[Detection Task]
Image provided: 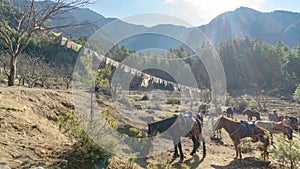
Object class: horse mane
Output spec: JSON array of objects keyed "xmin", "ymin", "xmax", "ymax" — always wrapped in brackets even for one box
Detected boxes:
[{"xmin": 221, "ymin": 115, "xmax": 240, "ymax": 124}]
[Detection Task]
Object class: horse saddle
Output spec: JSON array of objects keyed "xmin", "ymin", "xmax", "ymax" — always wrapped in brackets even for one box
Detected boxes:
[
  {"xmin": 273, "ymin": 121, "xmax": 283, "ymax": 127},
  {"xmin": 240, "ymin": 120, "xmax": 259, "ymax": 137},
  {"xmin": 178, "ymin": 112, "xmax": 194, "ymax": 132}
]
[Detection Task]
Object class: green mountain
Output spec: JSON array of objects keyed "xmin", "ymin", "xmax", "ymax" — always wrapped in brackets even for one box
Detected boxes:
[
  {"xmin": 54, "ymin": 6, "xmax": 300, "ymax": 48},
  {"xmin": 200, "ymin": 7, "xmax": 300, "ymax": 46}
]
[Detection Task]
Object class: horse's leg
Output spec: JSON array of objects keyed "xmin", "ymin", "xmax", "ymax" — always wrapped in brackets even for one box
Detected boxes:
[
  {"xmin": 173, "ymin": 144, "xmax": 179, "ymax": 158},
  {"xmin": 270, "ymin": 133, "xmax": 274, "ymax": 145},
  {"xmin": 173, "ymin": 139, "xmax": 179, "ymax": 158},
  {"xmin": 238, "ymin": 144, "xmax": 242, "ymax": 159},
  {"xmin": 190, "ymin": 136, "xmax": 197, "ymax": 156},
  {"xmin": 178, "ymin": 141, "xmax": 184, "ymax": 161},
  {"xmin": 234, "ymin": 144, "xmax": 238, "ymax": 158},
  {"xmin": 202, "ymin": 140, "xmax": 206, "ymax": 157}
]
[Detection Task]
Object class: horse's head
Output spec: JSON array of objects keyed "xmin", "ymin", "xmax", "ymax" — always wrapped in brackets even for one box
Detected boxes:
[
  {"xmin": 283, "ymin": 125, "xmax": 293, "ymax": 140},
  {"xmin": 242, "ymin": 109, "xmax": 247, "ymax": 116}
]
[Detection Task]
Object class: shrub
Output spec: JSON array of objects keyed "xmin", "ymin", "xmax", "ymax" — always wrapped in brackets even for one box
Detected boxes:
[
  {"xmin": 235, "ymin": 96, "xmax": 248, "ymax": 113},
  {"xmin": 273, "ymin": 138, "xmax": 300, "ymax": 169},
  {"xmin": 58, "ymin": 110, "xmax": 112, "ymax": 167},
  {"xmin": 293, "ymin": 84, "xmax": 300, "ymax": 103},
  {"xmin": 249, "ymin": 100, "xmax": 259, "ymax": 110},
  {"xmin": 166, "ymin": 97, "xmax": 180, "ymax": 105},
  {"xmin": 117, "ymin": 125, "xmax": 144, "ymax": 137}
]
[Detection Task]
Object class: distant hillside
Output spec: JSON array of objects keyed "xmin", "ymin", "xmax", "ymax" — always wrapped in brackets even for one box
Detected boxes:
[
  {"xmin": 7, "ymin": 1, "xmax": 300, "ymax": 47},
  {"xmin": 56, "ymin": 6, "xmax": 300, "ymax": 47},
  {"xmin": 200, "ymin": 7, "xmax": 300, "ymax": 46}
]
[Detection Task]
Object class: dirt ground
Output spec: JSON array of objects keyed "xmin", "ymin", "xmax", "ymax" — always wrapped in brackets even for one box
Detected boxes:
[{"xmin": 0, "ymin": 86, "xmax": 299, "ymax": 169}]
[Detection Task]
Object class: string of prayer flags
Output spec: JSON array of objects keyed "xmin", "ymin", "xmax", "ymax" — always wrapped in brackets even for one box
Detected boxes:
[
  {"xmin": 55, "ymin": 34, "xmax": 207, "ymax": 95},
  {"xmin": 39, "ymin": 26, "xmax": 46, "ymax": 34},
  {"xmin": 61, "ymin": 37, "xmax": 67, "ymax": 46},
  {"xmin": 72, "ymin": 43, "xmax": 82, "ymax": 52},
  {"xmin": 141, "ymin": 77, "xmax": 149, "ymax": 87},
  {"xmin": 66, "ymin": 40, "xmax": 73, "ymax": 48},
  {"xmin": 52, "ymin": 31, "xmax": 62, "ymax": 37}
]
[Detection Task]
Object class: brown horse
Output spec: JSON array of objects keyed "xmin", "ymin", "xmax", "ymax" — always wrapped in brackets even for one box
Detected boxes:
[
  {"xmin": 243, "ymin": 109, "xmax": 261, "ymax": 121},
  {"xmin": 268, "ymin": 111, "xmax": 284, "ymax": 122},
  {"xmin": 213, "ymin": 116, "xmax": 269, "ymax": 160},
  {"xmin": 255, "ymin": 120, "xmax": 293, "ymax": 145}
]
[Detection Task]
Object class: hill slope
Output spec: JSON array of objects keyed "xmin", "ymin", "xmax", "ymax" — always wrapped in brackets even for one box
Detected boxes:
[
  {"xmin": 200, "ymin": 7, "xmax": 300, "ymax": 46},
  {"xmin": 47, "ymin": 6, "xmax": 300, "ymax": 47}
]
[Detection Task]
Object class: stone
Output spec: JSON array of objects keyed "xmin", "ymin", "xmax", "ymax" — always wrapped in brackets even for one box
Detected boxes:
[{"xmin": 0, "ymin": 162, "xmax": 11, "ymax": 169}]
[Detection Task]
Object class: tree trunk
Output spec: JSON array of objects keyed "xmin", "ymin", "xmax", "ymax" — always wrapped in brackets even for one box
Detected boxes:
[{"xmin": 7, "ymin": 57, "xmax": 16, "ymax": 86}]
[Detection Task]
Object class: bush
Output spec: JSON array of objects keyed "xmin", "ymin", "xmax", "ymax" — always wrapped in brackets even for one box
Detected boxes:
[
  {"xmin": 117, "ymin": 125, "xmax": 144, "ymax": 137},
  {"xmin": 293, "ymin": 84, "xmax": 300, "ymax": 103},
  {"xmin": 166, "ymin": 97, "xmax": 180, "ymax": 105},
  {"xmin": 58, "ymin": 110, "xmax": 112, "ymax": 168},
  {"xmin": 273, "ymin": 139, "xmax": 300, "ymax": 169},
  {"xmin": 235, "ymin": 96, "xmax": 248, "ymax": 113}
]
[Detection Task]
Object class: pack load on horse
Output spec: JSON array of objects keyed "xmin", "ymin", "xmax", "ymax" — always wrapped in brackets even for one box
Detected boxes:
[
  {"xmin": 147, "ymin": 111, "xmax": 206, "ymax": 161},
  {"xmin": 213, "ymin": 116, "xmax": 269, "ymax": 160}
]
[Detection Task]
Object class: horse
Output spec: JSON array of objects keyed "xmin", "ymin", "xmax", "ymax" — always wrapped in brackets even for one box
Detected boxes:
[
  {"xmin": 226, "ymin": 107, "xmax": 234, "ymax": 118},
  {"xmin": 242, "ymin": 109, "xmax": 261, "ymax": 121},
  {"xmin": 289, "ymin": 116, "xmax": 299, "ymax": 131},
  {"xmin": 268, "ymin": 111, "xmax": 284, "ymax": 122},
  {"xmin": 198, "ymin": 104, "xmax": 209, "ymax": 116},
  {"xmin": 147, "ymin": 111, "xmax": 206, "ymax": 161},
  {"xmin": 255, "ymin": 120, "xmax": 293, "ymax": 145},
  {"xmin": 213, "ymin": 116, "xmax": 269, "ymax": 160}
]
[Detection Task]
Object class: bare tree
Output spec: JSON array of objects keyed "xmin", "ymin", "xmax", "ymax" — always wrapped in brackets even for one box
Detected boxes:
[
  {"xmin": 59, "ymin": 64, "xmax": 73, "ymax": 89},
  {"xmin": 17, "ymin": 52, "xmax": 53, "ymax": 87},
  {"xmin": 0, "ymin": 0, "xmax": 92, "ymax": 86}
]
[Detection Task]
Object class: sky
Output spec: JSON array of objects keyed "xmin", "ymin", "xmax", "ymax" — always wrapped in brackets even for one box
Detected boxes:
[{"xmin": 88, "ymin": 0, "xmax": 300, "ymax": 27}]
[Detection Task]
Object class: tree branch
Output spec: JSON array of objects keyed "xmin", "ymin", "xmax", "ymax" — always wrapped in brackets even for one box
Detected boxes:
[{"xmin": 3, "ymin": 63, "xmax": 9, "ymax": 77}]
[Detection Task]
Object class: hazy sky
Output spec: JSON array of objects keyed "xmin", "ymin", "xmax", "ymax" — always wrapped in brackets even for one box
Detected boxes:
[{"xmin": 88, "ymin": 0, "xmax": 300, "ymax": 27}]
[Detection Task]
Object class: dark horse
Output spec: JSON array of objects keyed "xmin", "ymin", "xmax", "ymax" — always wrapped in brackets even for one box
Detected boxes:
[
  {"xmin": 226, "ymin": 107, "xmax": 234, "ymax": 118},
  {"xmin": 213, "ymin": 116, "xmax": 270, "ymax": 160},
  {"xmin": 148, "ymin": 111, "xmax": 206, "ymax": 161},
  {"xmin": 243, "ymin": 109, "xmax": 261, "ymax": 121},
  {"xmin": 289, "ymin": 116, "xmax": 299, "ymax": 131}
]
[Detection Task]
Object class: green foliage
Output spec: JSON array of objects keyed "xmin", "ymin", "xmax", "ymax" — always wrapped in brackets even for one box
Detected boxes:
[
  {"xmin": 58, "ymin": 110, "xmax": 112, "ymax": 166},
  {"xmin": 117, "ymin": 125, "xmax": 144, "ymax": 138},
  {"xmin": 248, "ymin": 100, "xmax": 259, "ymax": 110},
  {"xmin": 293, "ymin": 84, "xmax": 300, "ymax": 103},
  {"xmin": 234, "ymin": 96, "xmax": 249, "ymax": 112},
  {"xmin": 126, "ymin": 156, "xmax": 137, "ymax": 169},
  {"xmin": 101, "ymin": 108, "xmax": 117, "ymax": 129},
  {"xmin": 166, "ymin": 96, "xmax": 181, "ymax": 105},
  {"xmin": 180, "ymin": 163, "xmax": 190, "ymax": 169},
  {"xmin": 156, "ymin": 153, "xmax": 172, "ymax": 169},
  {"xmin": 273, "ymin": 139, "xmax": 300, "ymax": 169}
]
